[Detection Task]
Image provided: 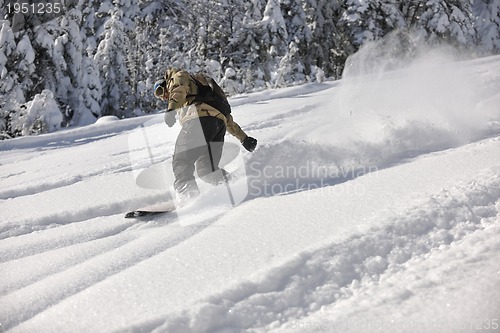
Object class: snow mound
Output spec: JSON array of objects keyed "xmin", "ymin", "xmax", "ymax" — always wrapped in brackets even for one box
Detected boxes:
[{"xmin": 95, "ymin": 115, "xmax": 120, "ymax": 125}]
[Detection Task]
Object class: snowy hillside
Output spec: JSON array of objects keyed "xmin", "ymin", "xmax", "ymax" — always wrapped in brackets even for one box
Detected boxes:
[
  {"xmin": 2, "ymin": 0, "xmax": 499, "ymax": 139},
  {"xmin": 1, "ymin": 50, "xmax": 500, "ymax": 333}
]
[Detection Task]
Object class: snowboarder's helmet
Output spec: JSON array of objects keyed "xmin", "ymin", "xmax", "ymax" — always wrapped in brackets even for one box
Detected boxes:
[{"xmin": 154, "ymin": 79, "xmax": 167, "ymax": 99}]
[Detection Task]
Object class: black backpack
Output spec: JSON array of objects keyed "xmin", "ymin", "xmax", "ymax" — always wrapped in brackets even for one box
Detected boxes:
[{"xmin": 190, "ymin": 73, "xmax": 232, "ymax": 118}]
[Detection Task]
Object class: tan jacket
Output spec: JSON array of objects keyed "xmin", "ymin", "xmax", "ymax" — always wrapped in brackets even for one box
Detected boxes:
[{"xmin": 166, "ymin": 69, "xmax": 247, "ymax": 142}]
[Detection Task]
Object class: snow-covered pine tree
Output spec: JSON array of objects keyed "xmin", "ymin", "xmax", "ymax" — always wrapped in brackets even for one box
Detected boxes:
[
  {"xmin": 0, "ymin": 22, "xmax": 17, "ymax": 100},
  {"xmin": 55, "ymin": 6, "xmax": 87, "ymax": 126},
  {"xmin": 187, "ymin": 0, "xmax": 211, "ymax": 67},
  {"xmin": 185, "ymin": 0, "xmax": 238, "ymax": 79},
  {"xmin": 207, "ymin": 0, "xmax": 249, "ymax": 84},
  {"xmin": 114, "ymin": 0, "xmax": 183, "ymax": 113},
  {"xmin": 302, "ymin": 0, "xmax": 351, "ymax": 78},
  {"xmin": 31, "ymin": 15, "xmax": 71, "ymax": 125},
  {"xmin": 14, "ymin": 34, "xmax": 36, "ymax": 98},
  {"xmin": 10, "ymin": 89, "xmax": 63, "ymax": 136},
  {"xmin": 259, "ymin": 0, "xmax": 288, "ymax": 86},
  {"xmin": 0, "ymin": 21, "xmax": 18, "ymax": 138},
  {"xmin": 81, "ymin": 0, "xmax": 102, "ymax": 52},
  {"xmin": 115, "ymin": 0, "xmax": 155, "ymax": 115},
  {"xmin": 417, "ymin": 0, "xmax": 476, "ymax": 47},
  {"xmin": 474, "ymin": 0, "xmax": 500, "ymax": 53},
  {"xmin": 340, "ymin": 0, "xmax": 406, "ymax": 46},
  {"xmin": 275, "ymin": 41, "xmax": 304, "ymax": 87},
  {"xmin": 1, "ymin": 16, "xmax": 64, "ymax": 137},
  {"xmin": 128, "ymin": 18, "xmax": 157, "ymax": 115},
  {"xmin": 274, "ymin": 0, "xmax": 311, "ymax": 86},
  {"xmin": 94, "ymin": 10, "xmax": 131, "ymax": 118},
  {"xmin": 220, "ymin": 67, "xmax": 240, "ymax": 96},
  {"xmin": 227, "ymin": 0, "xmax": 267, "ymax": 91},
  {"xmin": 79, "ymin": 55, "xmax": 102, "ymax": 123},
  {"xmin": 5, "ymin": 32, "xmax": 40, "ymax": 137}
]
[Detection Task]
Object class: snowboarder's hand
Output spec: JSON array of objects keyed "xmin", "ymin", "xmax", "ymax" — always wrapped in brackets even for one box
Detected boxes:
[
  {"xmin": 242, "ymin": 136, "xmax": 257, "ymax": 152},
  {"xmin": 164, "ymin": 110, "xmax": 176, "ymax": 127}
]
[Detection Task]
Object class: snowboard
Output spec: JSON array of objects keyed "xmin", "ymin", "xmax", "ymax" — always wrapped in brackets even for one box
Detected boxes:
[
  {"xmin": 124, "ymin": 201, "xmax": 176, "ymax": 219},
  {"xmin": 125, "ymin": 210, "xmax": 172, "ymax": 218}
]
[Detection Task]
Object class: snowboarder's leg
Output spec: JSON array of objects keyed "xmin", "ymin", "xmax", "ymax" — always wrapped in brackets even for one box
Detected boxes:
[
  {"xmin": 172, "ymin": 117, "xmax": 228, "ymax": 204},
  {"xmin": 172, "ymin": 122, "xmax": 201, "ymax": 198},
  {"xmin": 196, "ymin": 118, "xmax": 229, "ymax": 185}
]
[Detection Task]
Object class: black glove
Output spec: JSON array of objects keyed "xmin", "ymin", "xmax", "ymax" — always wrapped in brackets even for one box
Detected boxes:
[
  {"xmin": 164, "ymin": 110, "xmax": 176, "ymax": 127},
  {"xmin": 242, "ymin": 136, "xmax": 257, "ymax": 152}
]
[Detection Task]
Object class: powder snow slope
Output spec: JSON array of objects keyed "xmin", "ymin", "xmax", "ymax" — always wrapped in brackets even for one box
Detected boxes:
[{"xmin": 0, "ymin": 52, "xmax": 499, "ymax": 333}]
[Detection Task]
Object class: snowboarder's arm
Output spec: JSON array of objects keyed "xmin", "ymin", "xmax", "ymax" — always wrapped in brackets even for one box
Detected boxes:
[
  {"xmin": 228, "ymin": 115, "xmax": 257, "ymax": 152},
  {"xmin": 226, "ymin": 114, "xmax": 247, "ymax": 142}
]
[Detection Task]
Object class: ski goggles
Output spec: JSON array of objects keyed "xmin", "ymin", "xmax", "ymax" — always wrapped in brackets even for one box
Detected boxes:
[{"xmin": 154, "ymin": 79, "xmax": 168, "ymax": 99}]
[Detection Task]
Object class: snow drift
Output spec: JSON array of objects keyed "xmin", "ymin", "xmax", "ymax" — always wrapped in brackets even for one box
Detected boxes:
[{"xmin": 247, "ymin": 34, "xmax": 500, "ymax": 199}]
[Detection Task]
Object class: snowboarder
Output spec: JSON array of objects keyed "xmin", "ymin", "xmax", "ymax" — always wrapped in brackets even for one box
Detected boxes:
[{"xmin": 154, "ymin": 68, "xmax": 257, "ymax": 204}]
